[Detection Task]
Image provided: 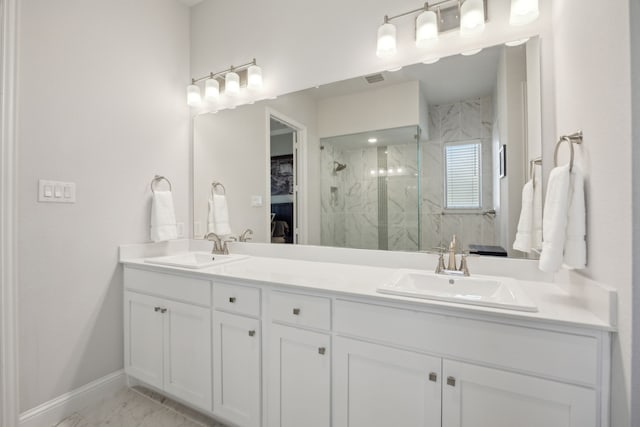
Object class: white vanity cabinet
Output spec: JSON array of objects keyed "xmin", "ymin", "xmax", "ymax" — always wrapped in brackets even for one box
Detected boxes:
[
  {"xmin": 333, "ymin": 337, "xmax": 442, "ymax": 427},
  {"xmin": 212, "ymin": 282, "xmax": 262, "ymax": 427},
  {"xmin": 123, "ymin": 268, "xmax": 213, "ymax": 411},
  {"xmin": 267, "ymin": 291, "xmax": 332, "ymax": 427}
]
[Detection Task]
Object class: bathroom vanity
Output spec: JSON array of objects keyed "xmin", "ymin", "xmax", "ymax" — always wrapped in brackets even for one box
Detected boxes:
[{"xmin": 120, "ymin": 243, "xmax": 614, "ymax": 427}]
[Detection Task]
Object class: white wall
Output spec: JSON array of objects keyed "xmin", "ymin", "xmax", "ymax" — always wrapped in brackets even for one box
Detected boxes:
[
  {"xmin": 551, "ymin": 1, "xmax": 633, "ymax": 426},
  {"xmin": 317, "ymin": 81, "xmax": 423, "ymax": 138},
  {"xmin": 17, "ymin": 0, "xmax": 190, "ymax": 412}
]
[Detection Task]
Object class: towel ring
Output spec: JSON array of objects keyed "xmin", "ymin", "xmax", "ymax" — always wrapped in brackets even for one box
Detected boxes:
[
  {"xmin": 211, "ymin": 181, "xmax": 226, "ymax": 196},
  {"xmin": 553, "ymin": 131, "xmax": 583, "ymax": 171},
  {"xmin": 151, "ymin": 175, "xmax": 172, "ymax": 193}
]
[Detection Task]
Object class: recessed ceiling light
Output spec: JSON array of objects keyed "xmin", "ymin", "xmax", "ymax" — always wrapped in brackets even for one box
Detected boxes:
[
  {"xmin": 461, "ymin": 48, "xmax": 483, "ymax": 56},
  {"xmin": 422, "ymin": 58, "xmax": 440, "ymax": 65},
  {"xmin": 505, "ymin": 38, "xmax": 530, "ymax": 47},
  {"xmin": 368, "ymin": 138, "xmax": 378, "ymax": 143}
]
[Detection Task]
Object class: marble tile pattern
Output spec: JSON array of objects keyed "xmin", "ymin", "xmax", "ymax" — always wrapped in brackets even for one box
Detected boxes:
[
  {"xmin": 320, "ymin": 139, "xmax": 420, "ymax": 251},
  {"xmin": 422, "ymin": 96, "xmax": 497, "ymax": 250},
  {"xmin": 56, "ymin": 387, "xmax": 226, "ymax": 427}
]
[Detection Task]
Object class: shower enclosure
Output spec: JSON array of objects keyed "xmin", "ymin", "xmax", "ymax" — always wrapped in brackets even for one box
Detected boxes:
[{"xmin": 320, "ymin": 125, "xmax": 421, "ymax": 251}]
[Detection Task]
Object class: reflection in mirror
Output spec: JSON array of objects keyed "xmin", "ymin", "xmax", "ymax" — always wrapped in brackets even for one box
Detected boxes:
[{"xmin": 193, "ymin": 37, "xmax": 542, "ymax": 259}]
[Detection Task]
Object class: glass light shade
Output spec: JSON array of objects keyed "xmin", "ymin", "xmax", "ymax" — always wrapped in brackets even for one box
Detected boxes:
[
  {"xmin": 461, "ymin": 48, "xmax": 483, "ymax": 56},
  {"xmin": 204, "ymin": 78, "xmax": 219, "ymax": 100},
  {"xmin": 460, "ymin": 0, "xmax": 485, "ymax": 36},
  {"xmin": 416, "ymin": 10, "xmax": 439, "ymax": 47},
  {"xmin": 505, "ymin": 37, "xmax": 530, "ymax": 47},
  {"xmin": 187, "ymin": 84, "xmax": 201, "ymax": 106},
  {"xmin": 225, "ymin": 71, "xmax": 240, "ymax": 96},
  {"xmin": 376, "ymin": 22, "xmax": 397, "ymax": 59},
  {"xmin": 247, "ymin": 65, "xmax": 263, "ymax": 90},
  {"xmin": 422, "ymin": 57, "xmax": 440, "ymax": 64},
  {"xmin": 510, "ymin": 0, "xmax": 539, "ymax": 26}
]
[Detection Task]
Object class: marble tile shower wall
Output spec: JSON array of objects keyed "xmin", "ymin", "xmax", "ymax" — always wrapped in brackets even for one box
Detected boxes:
[
  {"xmin": 321, "ymin": 142, "xmax": 420, "ymax": 251},
  {"xmin": 421, "ymin": 96, "xmax": 497, "ymax": 251}
]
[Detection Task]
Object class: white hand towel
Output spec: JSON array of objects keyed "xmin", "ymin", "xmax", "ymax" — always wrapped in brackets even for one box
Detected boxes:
[
  {"xmin": 513, "ymin": 179, "xmax": 534, "ymax": 253},
  {"xmin": 532, "ymin": 171, "xmax": 543, "ymax": 251},
  {"xmin": 150, "ymin": 190, "xmax": 178, "ymax": 242},
  {"xmin": 208, "ymin": 194, "xmax": 232, "ymax": 236},
  {"xmin": 563, "ymin": 166, "xmax": 586, "ymax": 269},
  {"xmin": 539, "ymin": 165, "xmax": 571, "ymax": 272}
]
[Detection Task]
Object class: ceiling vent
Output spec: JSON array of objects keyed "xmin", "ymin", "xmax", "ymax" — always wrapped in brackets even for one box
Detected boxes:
[{"xmin": 364, "ymin": 73, "xmax": 385, "ymax": 84}]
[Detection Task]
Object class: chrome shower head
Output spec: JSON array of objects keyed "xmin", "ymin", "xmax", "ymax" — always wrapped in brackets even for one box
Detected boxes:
[{"xmin": 333, "ymin": 161, "xmax": 347, "ymax": 172}]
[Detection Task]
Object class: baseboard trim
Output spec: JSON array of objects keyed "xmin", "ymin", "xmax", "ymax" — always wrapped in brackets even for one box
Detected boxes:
[{"xmin": 18, "ymin": 370, "xmax": 126, "ymax": 427}]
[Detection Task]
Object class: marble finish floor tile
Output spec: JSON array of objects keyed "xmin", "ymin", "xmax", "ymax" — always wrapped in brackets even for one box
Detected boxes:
[{"xmin": 56, "ymin": 387, "xmax": 227, "ymax": 427}]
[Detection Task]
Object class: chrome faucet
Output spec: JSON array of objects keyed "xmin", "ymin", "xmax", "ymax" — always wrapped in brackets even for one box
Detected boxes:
[
  {"xmin": 435, "ymin": 235, "xmax": 470, "ymax": 277},
  {"xmin": 239, "ymin": 228, "xmax": 253, "ymax": 242}
]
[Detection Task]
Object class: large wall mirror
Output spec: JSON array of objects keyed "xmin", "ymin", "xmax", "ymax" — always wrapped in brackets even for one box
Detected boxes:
[{"xmin": 193, "ymin": 37, "xmax": 542, "ymax": 259}]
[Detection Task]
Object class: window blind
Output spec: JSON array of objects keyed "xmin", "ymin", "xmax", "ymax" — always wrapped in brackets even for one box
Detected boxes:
[{"xmin": 444, "ymin": 142, "xmax": 482, "ymax": 209}]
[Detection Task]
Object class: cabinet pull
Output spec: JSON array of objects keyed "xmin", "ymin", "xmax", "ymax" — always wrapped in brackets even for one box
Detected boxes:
[
  {"xmin": 429, "ymin": 372, "xmax": 438, "ymax": 382},
  {"xmin": 292, "ymin": 308, "xmax": 301, "ymax": 315},
  {"xmin": 160, "ymin": 308, "xmax": 167, "ymax": 314},
  {"xmin": 447, "ymin": 376, "xmax": 456, "ymax": 387},
  {"xmin": 248, "ymin": 330, "xmax": 256, "ymax": 337},
  {"xmin": 154, "ymin": 307, "xmax": 161, "ymax": 312},
  {"xmin": 229, "ymin": 297, "xmax": 236, "ymax": 303},
  {"xmin": 318, "ymin": 347, "xmax": 326, "ymax": 355}
]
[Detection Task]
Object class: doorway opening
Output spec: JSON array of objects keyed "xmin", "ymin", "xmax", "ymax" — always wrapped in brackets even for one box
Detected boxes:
[{"xmin": 269, "ymin": 116, "xmax": 299, "ymax": 244}]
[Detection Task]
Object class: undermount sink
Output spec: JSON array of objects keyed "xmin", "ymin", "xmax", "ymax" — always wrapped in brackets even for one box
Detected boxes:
[
  {"xmin": 377, "ymin": 269, "xmax": 538, "ymax": 312},
  {"xmin": 144, "ymin": 252, "xmax": 248, "ymax": 269}
]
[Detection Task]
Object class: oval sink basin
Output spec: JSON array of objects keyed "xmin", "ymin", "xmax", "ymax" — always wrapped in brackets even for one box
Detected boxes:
[
  {"xmin": 377, "ymin": 269, "xmax": 537, "ymax": 312},
  {"xmin": 144, "ymin": 252, "xmax": 248, "ymax": 269}
]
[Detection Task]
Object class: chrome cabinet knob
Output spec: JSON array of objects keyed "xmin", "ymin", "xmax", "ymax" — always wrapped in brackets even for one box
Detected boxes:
[
  {"xmin": 248, "ymin": 330, "xmax": 256, "ymax": 337},
  {"xmin": 154, "ymin": 307, "xmax": 161, "ymax": 312},
  {"xmin": 160, "ymin": 308, "xmax": 167, "ymax": 314},
  {"xmin": 318, "ymin": 347, "xmax": 326, "ymax": 355},
  {"xmin": 293, "ymin": 308, "xmax": 301, "ymax": 315}
]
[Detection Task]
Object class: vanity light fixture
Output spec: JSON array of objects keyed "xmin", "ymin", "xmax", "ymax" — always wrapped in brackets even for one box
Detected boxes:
[
  {"xmin": 460, "ymin": 0, "xmax": 486, "ymax": 36},
  {"xmin": 387, "ymin": 66, "xmax": 403, "ymax": 72},
  {"xmin": 422, "ymin": 57, "xmax": 440, "ymax": 64},
  {"xmin": 187, "ymin": 58, "xmax": 263, "ymax": 106},
  {"xmin": 509, "ymin": 0, "xmax": 539, "ymax": 26},
  {"xmin": 376, "ymin": 1, "xmax": 488, "ymax": 58},
  {"xmin": 368, "ymin": 138, "xmax": 378, "ymax": 143}
]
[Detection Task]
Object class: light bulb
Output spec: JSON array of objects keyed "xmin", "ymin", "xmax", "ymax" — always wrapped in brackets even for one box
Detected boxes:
[
  {"xmin": 376, "ymin": 22, "xmax": 397, "ymax": 59},
  {"xmin": 187, "ymin": 84, "xmax": 201, "ymax": 106},
  {"xmin": 510, "ymin": 0, "xmax": 539, "ymax": 26},
  {"xmin": 247, "ymin": 65, "xmax": 263, "ymax": 90},
  {"xmin": 225, "ymin": 71, "xmax": 240, "ymax": 96},
  {"xmin": 460, "ymin": 0, "xmax": 485, "ymax": 36},
  {"xmin": 204, "ymin": 78, "xmax": 219, "ymax": 100},
  {"xmin": 416, "ymin": 10, "xmax": 439, "ymax": 47}
]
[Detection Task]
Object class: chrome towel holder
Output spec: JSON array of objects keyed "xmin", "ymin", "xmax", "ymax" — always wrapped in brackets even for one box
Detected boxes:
[
  {"xmin": 553, "ymin": 131, "xmax": 583, "ymax": 171},
  {"xmin": 151, "ymin": 175, "xmax": 172, "ymax": 193},
  {"xmin": 211, "ymin": 181, "xmax": 226, "ymax": 196}
]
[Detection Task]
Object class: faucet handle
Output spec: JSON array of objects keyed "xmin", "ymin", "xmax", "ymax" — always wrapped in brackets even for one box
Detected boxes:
[
  {"xmin": 459, "ymin": 252, "xmax": 470, "ymax": 276},
  {"xmin": 435, "ymin": 252, "xmax": 446, "ymax": 274}
]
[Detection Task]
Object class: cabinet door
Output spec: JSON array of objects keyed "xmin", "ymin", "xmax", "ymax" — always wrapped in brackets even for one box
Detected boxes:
[
  {"xmin": 124, "ymin": 291, "xmax": 164, "ymax": 389},
  {"xmin": 213, "ymin": 311, "xmax": 261, "ymax": 427},
  {"xmin": 163, "ymin": 299, "xmax": 212, "ymax": 411},
  {"xmin": 269, "ymin": 324, "xmax": 330, "ymax": 427},
  {"xmin": 333, "ymin": 337, "xmax": 442, "ymax": 427},
  {"xmin": 442, "ymin": 360, "xmax": 596, "ymax": 427}
]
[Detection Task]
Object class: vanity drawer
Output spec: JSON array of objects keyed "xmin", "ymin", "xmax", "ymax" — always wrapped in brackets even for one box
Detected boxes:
[
  {"xmin": 334, "ymin": 299, "xmax": 599, "ymax": 386},
  {"xmin": 213, "ymin": 282, "xmax": 261, "ymax": 317},
  {"xmin": 124, "ymin": 267, "xmax": 211, "ymax": 307},
  {"xmin": 271, "ymin": 291, "xmax": 331, "ymax": 330}
]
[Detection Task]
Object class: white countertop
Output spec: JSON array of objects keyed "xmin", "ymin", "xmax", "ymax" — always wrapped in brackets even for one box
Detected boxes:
[{"xmin": 121, "ymin": 253, "xmax": 616, "ymax": 333}]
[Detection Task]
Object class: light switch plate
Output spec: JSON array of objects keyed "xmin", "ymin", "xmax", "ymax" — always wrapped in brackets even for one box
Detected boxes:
[{"xmin": 38, "ymin": 180, "xmax": 76, "ymax": 203}]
